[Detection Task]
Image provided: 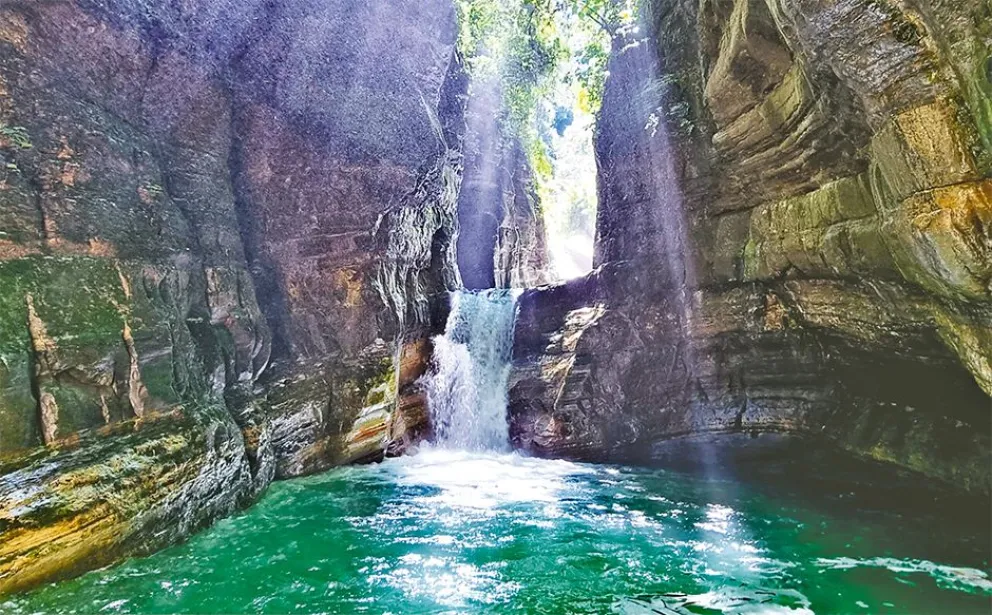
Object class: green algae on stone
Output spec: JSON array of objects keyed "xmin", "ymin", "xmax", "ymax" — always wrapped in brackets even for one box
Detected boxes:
[
  {"xmin": 0, "ymin": 257, "xmax": 131, "ymax": 451},
  {"xmin": 742, "ymin": 175, "xmax": 883, "ymax": 281}
]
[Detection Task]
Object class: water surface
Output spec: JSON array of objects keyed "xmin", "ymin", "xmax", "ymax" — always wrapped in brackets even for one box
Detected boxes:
[{"xmin": 7, "ymin": 447, "xmax": 991, "ymax": 614}]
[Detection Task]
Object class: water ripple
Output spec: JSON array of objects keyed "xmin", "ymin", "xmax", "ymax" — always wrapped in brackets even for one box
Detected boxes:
[{"xmin": 7, "ymin": 449, "xmax": 990, "ymax": 614}]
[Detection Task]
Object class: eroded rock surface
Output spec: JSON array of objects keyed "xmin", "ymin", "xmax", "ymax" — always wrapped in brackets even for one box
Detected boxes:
[
  {"xmin": 0, "ymin": 0, "xmax": 463, "ymax": 593},
  {"xmin": 510, "ymin": 0, "xmax": 991, "ymax": 493},
  {"xmin": 456, "ymin": 78, "xmax": 554, "ymax": 290}
]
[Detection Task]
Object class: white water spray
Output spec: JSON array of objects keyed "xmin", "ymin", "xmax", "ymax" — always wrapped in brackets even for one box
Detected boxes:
[{"xmin": 424, "ymin": 289, "xmax": 522, "ymax": 452}]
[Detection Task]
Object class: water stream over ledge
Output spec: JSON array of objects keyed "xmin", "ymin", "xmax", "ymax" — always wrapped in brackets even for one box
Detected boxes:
[
  {"xmin": 424, "ymin": 289, "xmax": 521, "ymax": 452},
  {"xmin": 7, "ymin": 291, "xmax": 991, "ymax": 614}
]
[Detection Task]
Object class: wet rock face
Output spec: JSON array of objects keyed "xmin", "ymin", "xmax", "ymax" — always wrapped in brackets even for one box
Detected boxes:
[
  {"xmin": 510, "ymin": 0, "xmax": 991, "ymax": 493},
  {"xmin": 0, "ymin": 0, "xmax": 461, "ymax": 594},
  {"xmin": 456, "ymin": 79, "xmax": 554, "ymax": 290}
]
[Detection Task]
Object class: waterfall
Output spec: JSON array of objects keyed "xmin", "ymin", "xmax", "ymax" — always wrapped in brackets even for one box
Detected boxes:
[{"xmin": 424, "ymin": 289, "xmax": 522, "ymax": 451}]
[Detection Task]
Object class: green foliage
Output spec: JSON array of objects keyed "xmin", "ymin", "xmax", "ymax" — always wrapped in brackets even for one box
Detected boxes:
[
  {"xmin": 455, "ymin": 0, "xmax": 639, "ymax": 183},
  {"xmin": 560, "ymin": 0, "xmax": 640, "ymax": 112},
  {"xmin": 571, "ymin": 38, "xmax": 610, "ymax": 113},
  {"xmin": 562, "ymin": 0, "xmax": 638, "ymax": 36},
  {"xmin": 455, "ymin": 0, "xmax": 564, "ymax": 138},
  {"xmin": 456, "ymin": 0, "xmax": 640, "ymax": 117},
  {"xmin": 0, "ymin": 124, "xmax": 32, "ymax": 150}
]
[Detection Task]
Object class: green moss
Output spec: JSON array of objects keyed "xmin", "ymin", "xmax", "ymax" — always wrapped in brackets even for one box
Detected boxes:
[
  {"xmin": 360, "ymin": 357, "xmax": 397, "ymax": 407},
  {"xmin": 139, "ymin": 357, "xmax": 183, "ymax": 407},
  {"xmin": 0, "ymin": 257, "xmax": 126, "ymax": 350},
  {"xmin": 45, "ymin": 381, "xmax": 109, "ymax": 437},
  {"xmin": 0, "ymin": 257, "xmax": 133, "ymax": 450},
  {"xmin": 0, "ymin": 124, "xmax": 33, "ymax": 150},
  {"xmin": 0, "ymin": 355, "xmax": 41, "ymax": 453},
  {"xmin": 742, "ymin": 175, "xmax": 884, "ymax": 281},
  {"xmin": 968, "ymin": 54, "xmax": 992, "ymax": 172},
  {"xmin": 741, "ymin": 238, "xmax": 759, "ymax": 280}
]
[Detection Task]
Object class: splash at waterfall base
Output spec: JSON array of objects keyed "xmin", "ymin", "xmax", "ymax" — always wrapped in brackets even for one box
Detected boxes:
[
  {"xmin": 422, "ymin": 289, "xmax": 522, "ymax": 452},
  {"xmin": 8, "ymin": 291, "xmax": 991, "ymax": 613}
]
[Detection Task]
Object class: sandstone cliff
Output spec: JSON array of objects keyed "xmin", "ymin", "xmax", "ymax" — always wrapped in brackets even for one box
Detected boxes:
[
  {"xmin": 0, "ymin": 0, "xmax": 465, "ymax": 593},
  {"xmin": 509, "ymin": 0, "xmax": 991, "ymax": 493}
]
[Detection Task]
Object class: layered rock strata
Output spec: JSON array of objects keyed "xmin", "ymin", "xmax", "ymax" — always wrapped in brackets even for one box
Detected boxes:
[
  {"xmin": 509, "ymin": 0, "xmax": 991, "ymax": 494},
  {"xmin": 0, "ymin": 0, "xmax": 462, "ymax": 594}
]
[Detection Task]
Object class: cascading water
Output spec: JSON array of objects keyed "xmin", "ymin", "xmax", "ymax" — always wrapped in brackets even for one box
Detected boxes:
[
  {"xmin": 423, "ymin": 289, "xmax": 522, "ymax": 452},
  {"xmin": 14, "ymin": 302, "xmax": 991, "ymax": 615}
]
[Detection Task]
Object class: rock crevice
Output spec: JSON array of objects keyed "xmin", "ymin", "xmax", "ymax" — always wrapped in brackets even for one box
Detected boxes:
[{"xmin": 508, "ymin": 0, "xmax": 991, "ymax": 494}]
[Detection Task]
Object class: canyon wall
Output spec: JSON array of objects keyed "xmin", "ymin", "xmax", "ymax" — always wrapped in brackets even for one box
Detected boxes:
[
  {"xmin": 0, "ymin": 0, "xmax": 463, "ymax": 594},
  {"xmin": 0, "ymin": 0, "xmax": 987, "ymax": 596},
  {"xmin": 510, "ymin": 0, "xmax": 991, "ymax": 493},
  {"xmin": 456, "ymin": 79, "xmax": 554, "ymax": 291}
]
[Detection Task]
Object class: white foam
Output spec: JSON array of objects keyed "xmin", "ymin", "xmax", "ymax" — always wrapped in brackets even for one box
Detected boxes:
[
  {"xmin": 815, "ymin": 557, "xmax": 992, "ymax": 593},
  {"xmin": 423, "ymin": 289, "xmax": 521, "ymax": 452}
]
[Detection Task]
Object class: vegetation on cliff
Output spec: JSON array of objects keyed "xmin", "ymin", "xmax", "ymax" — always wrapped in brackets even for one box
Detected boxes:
[
  {"xmin": 453, "ymin": 0, "xmax": 641, "ymax": 279},
  {"xmin": 453, "ymin": 0, "xmax": 639, "ymax": 169}
]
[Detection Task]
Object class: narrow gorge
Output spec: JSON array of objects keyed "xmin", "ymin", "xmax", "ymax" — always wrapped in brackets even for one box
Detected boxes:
[{"xmin": 0, "ymin": 0, "xmax": 989, "ymax": 613}]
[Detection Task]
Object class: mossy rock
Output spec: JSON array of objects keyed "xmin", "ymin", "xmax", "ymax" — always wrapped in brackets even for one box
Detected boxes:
[
  {"xmin": 0, "ymin": 256, "xmax": 130, "ymax": 451},
  {"xmin": 0, "ymin": 256, "xmax": 127, "ymax": 351},
  {"xmin": 0, "ymin": 354, "xmax": 38, "ymax": 452}
]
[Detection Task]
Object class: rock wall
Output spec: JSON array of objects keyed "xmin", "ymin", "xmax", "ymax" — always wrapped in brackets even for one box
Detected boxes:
[
  {"xmin": 456, "ymin": 79, "xmax": 554, "ymax": 290},
  {"xmin": 509, "ymin": 0, "xmax": 991, "ymax": 493},
  {"xmin": 0, "ymin": 0, "xmax": 462, "ymax": 594}
]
